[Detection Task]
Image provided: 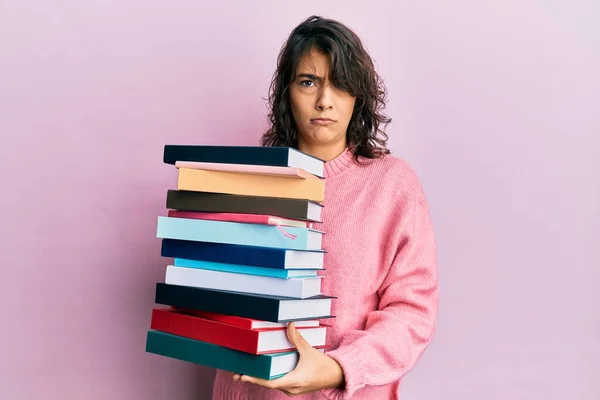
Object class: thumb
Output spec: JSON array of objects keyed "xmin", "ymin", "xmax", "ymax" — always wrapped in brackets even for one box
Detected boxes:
[{"xmin": 286, "ymin": 322, "xmax": 311, "ymax": 353}]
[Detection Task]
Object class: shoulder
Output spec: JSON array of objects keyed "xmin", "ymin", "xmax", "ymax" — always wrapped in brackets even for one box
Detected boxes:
[{"xmin": 356, "ymin": 152, "xmax": 427, "ymax": 200}]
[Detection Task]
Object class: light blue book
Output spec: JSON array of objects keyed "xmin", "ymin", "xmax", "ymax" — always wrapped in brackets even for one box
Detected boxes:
[
  {"xmin": 173, "ymin": 258, "xmax": 320, "ymax": 279},
  {"xmin": 156, "ymin": 216, "xmax": 324, "ymax": 251}
]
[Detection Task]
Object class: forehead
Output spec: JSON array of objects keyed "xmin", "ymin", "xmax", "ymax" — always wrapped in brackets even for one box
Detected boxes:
[{"xmin": 295, "ymin": 48, "xmax": 331, "ymax": 76}]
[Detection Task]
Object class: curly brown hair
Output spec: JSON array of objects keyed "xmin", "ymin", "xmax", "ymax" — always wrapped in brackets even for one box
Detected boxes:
[{"xmin": 260, "ymin": 15, "xmax": 392, "ymax": 162}]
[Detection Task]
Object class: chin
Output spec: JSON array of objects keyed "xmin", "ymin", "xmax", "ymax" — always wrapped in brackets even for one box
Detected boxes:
[
  {"xmin": 307, "ymin": 131, "xmax": 342, "ymax": 143},
  {"xmin": 306, "ymin": 137, "xmax": 338, "ymax": 146}
]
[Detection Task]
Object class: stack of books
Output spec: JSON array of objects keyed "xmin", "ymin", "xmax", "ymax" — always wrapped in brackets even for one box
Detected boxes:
[{"xmin": 145, "ymin": 145, "xmax": 335, "ymax": 380}]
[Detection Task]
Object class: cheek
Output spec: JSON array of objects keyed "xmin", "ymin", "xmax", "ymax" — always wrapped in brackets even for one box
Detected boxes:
[
  {"xmin": 289, "ymin": 95, "xmax": 309, "ymax": 121},
  {"xmin": 342, "ymin": 99, "xmax": 357, "ymax": 123}
]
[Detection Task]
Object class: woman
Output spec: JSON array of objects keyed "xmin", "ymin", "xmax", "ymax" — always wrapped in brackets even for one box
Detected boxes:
[{"xmin": 212, "ymin": 15, "xmax": 439, "ymax": 399}]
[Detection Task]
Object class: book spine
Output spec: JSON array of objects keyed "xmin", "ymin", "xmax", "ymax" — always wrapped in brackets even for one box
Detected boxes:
[
  {"xmin": 161, "ymin": 239, "xmax": 288, "ymax": 269},
  {"xmin": 176, "ymin": 168, "xmax": 325, "ymax": 202},
  {"xmin": 154, "ymin": 283, "xmax": 281, "ymax": 322},
  {"xmin": 166, "ymin": 190, "xmax": 315, "ymax": 221},
  {"xmin": 164, "ymin": 265, "xmax": 317, "ymax": 298},
  {"xmin": 167, "ymin": 210, "xmax": 268, "ymax": 225},
  {"xmin": 182, "ymin": 310, "xmax": 255, "ymax": 329},
  {"xmin": 150, "ymin": 308, "xmax": 259, "ymax": 354},
  {"xmin": 163, "ymin": 145, "xmax": 287, "ymax": 167},
  {"xmin": 145, "ymin": 330, "xmax": 274, "ymax": 379},
  {"xmin": 156, "ymin": 216, "xmax": 312, "ymax": 250},
  {"xmin": 173, "ymin": 258, "xmax": 293, "ymax": 278}
]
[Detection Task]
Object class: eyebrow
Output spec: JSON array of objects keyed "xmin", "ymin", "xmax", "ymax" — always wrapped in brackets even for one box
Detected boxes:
[{"xmin": 296, "ymin": 73, "xmax": 323, "ymax": 82}]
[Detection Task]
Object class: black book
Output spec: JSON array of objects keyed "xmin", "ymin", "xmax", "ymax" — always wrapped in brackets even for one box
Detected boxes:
[
  {"xmin": 154, "ymin": 283, "xmax": 334, "ymax": 322},
  {"xmin": 166, "ymin": 190, "xmax": 323, "ymax": 222},
  {"xmin": 163, "ymin": 145, "xmax": 325, "ymax": 178}
]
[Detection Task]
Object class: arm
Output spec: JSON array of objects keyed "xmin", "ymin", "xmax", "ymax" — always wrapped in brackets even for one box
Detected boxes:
[{"xmin": 321, "ymin": 194, "xmax": 439, "ymax": 399}]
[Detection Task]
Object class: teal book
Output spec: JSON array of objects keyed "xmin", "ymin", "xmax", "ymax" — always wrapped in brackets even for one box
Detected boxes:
[
  {"xmin": 173, "ymin": 258, "xmax": 319, "ymax": 279},
  {"xmin": 145, "ymin": 330, "xmax": 313, "ymax": 379},
  {"xmin": 156, "ymin": 216, "xmax": 324, "ymax": 251}
]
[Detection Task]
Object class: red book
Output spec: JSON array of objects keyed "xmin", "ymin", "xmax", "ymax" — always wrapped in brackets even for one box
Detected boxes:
[
  {"xmin": 150, "ymin": 308, "xmax": 327, "ymax": 355},
  {"xmin": 181, "ymin": 309, "xmax": 320, "ymax": 330},
  {"xmin": 167, "ymin": 210, "xmax": 313, "ymax": 228}
]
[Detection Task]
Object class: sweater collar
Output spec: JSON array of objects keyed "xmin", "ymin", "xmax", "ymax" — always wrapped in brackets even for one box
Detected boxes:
[{"xmin": 323, "ymin": 147, "xmax": 356, "ymax": 179}]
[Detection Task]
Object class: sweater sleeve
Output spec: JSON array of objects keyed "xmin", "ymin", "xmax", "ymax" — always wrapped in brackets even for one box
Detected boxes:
[{"xmin": 320, "ymin": 193, "xmax": 439, "ymax": 400}]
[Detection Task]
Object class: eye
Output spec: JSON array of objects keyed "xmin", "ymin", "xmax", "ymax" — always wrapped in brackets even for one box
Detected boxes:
[{"xmin": 299, "ymin": 80, "xmax": 315, "ymax": 87}]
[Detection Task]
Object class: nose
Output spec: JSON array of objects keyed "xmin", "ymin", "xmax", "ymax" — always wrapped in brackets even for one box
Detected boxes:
[{"xmin": 316, "ymin": 85, "xmax": 333, "ymax": 111}]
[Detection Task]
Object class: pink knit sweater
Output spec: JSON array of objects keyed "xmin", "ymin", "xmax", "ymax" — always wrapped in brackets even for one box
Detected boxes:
[{"xmin": 211, "ymin": 148, "xmax": 439, "ymax": 399}]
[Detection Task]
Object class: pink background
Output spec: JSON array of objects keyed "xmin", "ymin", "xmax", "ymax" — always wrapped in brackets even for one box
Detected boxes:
[{"xmin": 1, "ymin": 1, "xmax": 598, "ymax": 399}]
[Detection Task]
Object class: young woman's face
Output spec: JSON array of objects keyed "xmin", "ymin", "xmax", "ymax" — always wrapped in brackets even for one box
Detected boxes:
[{"xmin": 289, "ymin": 48, "xmax": 356, "ymax": 150}]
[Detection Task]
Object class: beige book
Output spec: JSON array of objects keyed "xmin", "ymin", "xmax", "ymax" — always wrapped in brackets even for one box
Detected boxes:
[
  {"xmin": 177, "ymin": 168, "xmax": 325, "ymax": 202},
  {"xmin": 174, "ymin": 161, "xmax": 322, "ymax": 180}
]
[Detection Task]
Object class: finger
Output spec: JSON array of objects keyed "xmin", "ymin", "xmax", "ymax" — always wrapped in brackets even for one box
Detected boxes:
[
  {"xmin": 232, "ymin": 373, "xmax": 241, "ymax": 381},
  {"xmin": 283, "ymin": 386, "xmax": 303, "ymax": 396},
  {"xmin": 240, "ymin": 373, "xmax": 296, "ymax": 390},
  {"xmin": 239, "ymin": 375, "xmax": 276, "ymax": 389},
  {"xmin": 279, "ymin": 388, "xmax": 295, "ymax": 397},
  {"xmin": 286, "ymin": 322, "xmax": 312, "ymax": 353}
]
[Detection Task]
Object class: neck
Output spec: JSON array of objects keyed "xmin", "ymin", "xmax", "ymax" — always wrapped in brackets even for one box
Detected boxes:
[{"xmin": 297, "ymin": 139, "xmax": 348, "ymax": 162}]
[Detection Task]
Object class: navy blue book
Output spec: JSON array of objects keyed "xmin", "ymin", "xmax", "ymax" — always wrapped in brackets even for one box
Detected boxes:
[
  {"xmin": 161, "ymin": 239, "xmax": 325, "ymax": 270},
  {"xmin": 163, "ymin": 145, "xmax": 325, "ymax": 178}
]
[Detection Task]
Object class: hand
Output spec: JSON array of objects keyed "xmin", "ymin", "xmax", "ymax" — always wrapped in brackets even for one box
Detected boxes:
[{"xmin": 233, "ymin": 322, "xmax": 344, "ymax": 396}]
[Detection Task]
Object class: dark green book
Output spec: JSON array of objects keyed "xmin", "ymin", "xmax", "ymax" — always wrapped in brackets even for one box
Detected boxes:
[{"xmin": 145, "ymin": 330, "xmax": 319, "ymax": 380}]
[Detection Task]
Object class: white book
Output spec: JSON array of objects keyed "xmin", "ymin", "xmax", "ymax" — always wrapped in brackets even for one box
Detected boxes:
[
  {"xmin": 284, "ymin": 250, "xmax": 325, "ymax": 269},
  {"xmin": 269, "ymin": 348, "xmax": 325, "ymax": 377},
  {"xmin": 165, "ymin": 265, "xmax": 323, "ymax": 299},
  {"xmin": 251, "ymin": 319, "xmax": 319, "ymax": 329},
  {"xmin": 256, "ymin": 326, "xmax": 327, "ymax": 353}
]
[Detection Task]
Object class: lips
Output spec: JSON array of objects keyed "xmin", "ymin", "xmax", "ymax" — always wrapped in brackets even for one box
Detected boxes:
[
  {"xmin": 310, "ymin": 118, "xmax": 335, "ymax": 126},
  {"xmin": 311, "ymin": 118, "xmax": 335, "ymax": 122}
]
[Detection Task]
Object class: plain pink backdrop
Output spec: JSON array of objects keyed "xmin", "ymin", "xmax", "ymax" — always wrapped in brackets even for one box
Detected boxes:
[{"xmin": 1, "ymin": 1, "xmax": 598, "ymax": 399}]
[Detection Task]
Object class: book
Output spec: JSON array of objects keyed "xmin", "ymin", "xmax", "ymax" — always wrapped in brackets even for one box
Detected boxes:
[
  {"xmin": 163, "ymin": 145, "xmax": 325, "ymax": 178},
  {"xmin": 167, "ymin": 210, "xmax": 313, "ymax": 228},
  {"xmin": 166, "ymin": 190, "xmax": 323, "ymax": 222},
  {"xmin": 177, "ymin": 168, "xmax": 325, "ymax": 203},
  {"xmin": 156, "ymin": 216, "xmax": 324, "ymax": 251},
  {"xmin": 179, "ymin": 309, "xmax": 320, "ymax": 330},
  {"xmin": 173, "ymin": 258, "xmax": 320, "ymax": 279},
  {"xmin": 154, "ymin": 283, "xmax": 334, "ymax": 322},
  {"xmin": 174, "ymin": 161, "xmax": 322, "ymax": 180},
  {"xmin": 146, "ymin": 330, "xmax": 323, "ymax": 379},
  {"xmin": 165, "ymin": 265, "xmax": 322, "ymax": 299},
  {"xmin": 150, "ymin": 308, "xmax": 327, "ymax": 354},
  {"xmin": 161, "ymin": 239, "xmax": 325, "ymax": 270}
]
